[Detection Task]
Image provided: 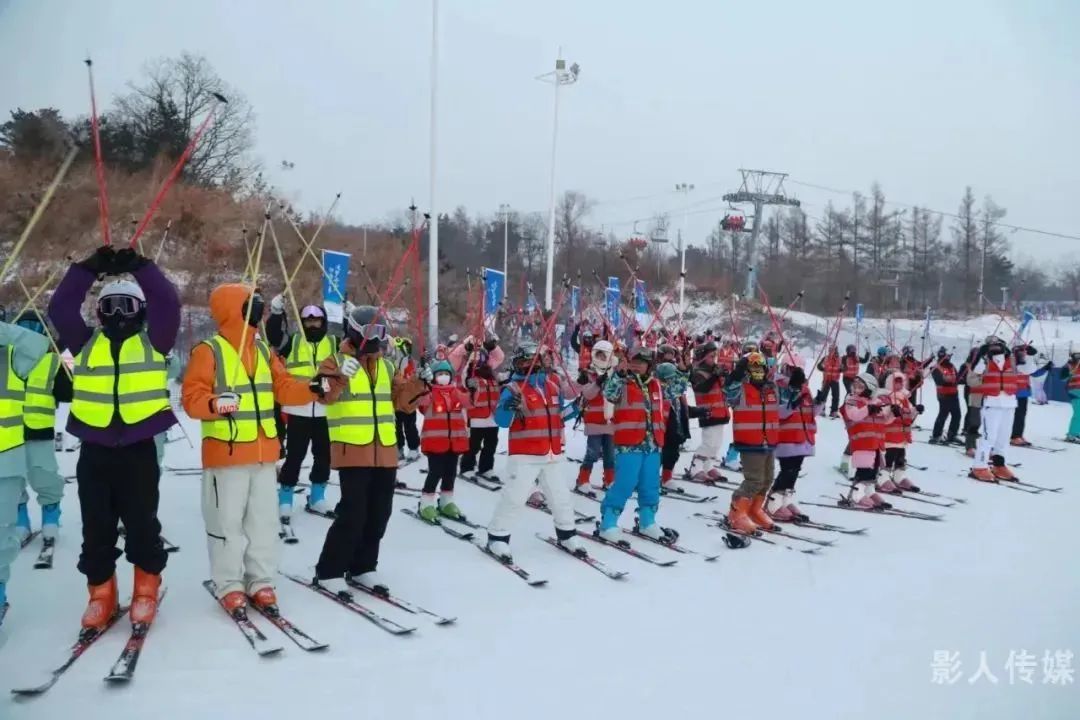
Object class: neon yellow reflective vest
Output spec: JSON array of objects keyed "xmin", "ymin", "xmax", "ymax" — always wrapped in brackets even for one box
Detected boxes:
[
  {"xmin": 23, "ymin": 352, "xmax": 60, "ymax": 431},
  {"xmin": 201, "ymin": 335, "xmax": 278, "ymax": 443},
  {"xmin": 70, "ymin": 330, "xmax": 169, "ymax": 428},
  {"xmin": 285, "ymin": 334, "xmax": 337, "ymax": 380},
  {"xmin": 326, "ymin": 355, "xmax": 396, "ymax": 446},
  {"xmin": 0, "ymin": 345, "xmax": 26, "ymax": 452}
]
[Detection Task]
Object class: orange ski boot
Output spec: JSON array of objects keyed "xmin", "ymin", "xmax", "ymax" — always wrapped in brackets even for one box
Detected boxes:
[
  {"xmin": 968, "ymin": 467, "xmax": 996, "ymax": 483},
  {"xmin": 249, "ymin": 586, "xmax": 278, "ymax": 610},
  {"xmin": 220, "ymin": 590, "xmax": 248, "ymax": 614},
  {"xmin": 130, "ymin": 568, "xmax": 162, "ymax": 624},
  {"xmin": 727, "ymin": 496, "xmax": 759, "ymax": 534},
  {"xmin": 748, "ymin": 494, "xmax": 775, "ymax": 531},
  {"xmin": 81, "ymin": 575, "xmax": 118, "ymax": 631},
  {"xmin": 991, "ymin": 464, "xmax": 1016, "ymax": 481}
]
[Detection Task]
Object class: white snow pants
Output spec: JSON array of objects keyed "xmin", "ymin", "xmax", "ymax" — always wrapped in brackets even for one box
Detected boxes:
[
  {"xmin": 690, "ymin": 424, "xmax": 726, "ymax": 471},
  {"xmin": 488, "ymin": 453, "xmax": 576, "ymax": 536},
  {"xmin": 975, "ymin": 407, "xmax": 1014, "ymax": 468},
  {"xmin": 201, "ymin": 463, "xmax": 280, "ymax": 597}
]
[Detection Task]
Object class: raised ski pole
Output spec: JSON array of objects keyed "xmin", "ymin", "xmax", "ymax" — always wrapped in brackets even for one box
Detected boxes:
[
  {"xmin": 283, "ymin": 193, "xmax": 343, "ymax": 288},
  {"xmin": 14, "ymin": 274, "xmax": 73, "ymax": 379},
  {"xmin": 84, "ymin": 58, "xmax": 112, "ymax": 247},
  {"xmin": 268, "ymin": 220, "xmax": 305, "ymax": 340},
  {"xmin": 15, "ymin": 263, "xmax": 66, "ymax": 320},
  {"xmin": 152, "ymin": 219, "xmax": 173, "ymax": 265},
  {"xmin": 228, "ymin": 204, "xmax": 270, "ymax": 391},
  {"xmin": 804, "ymin": 293, "xmax": 851, "ymax": 385}
]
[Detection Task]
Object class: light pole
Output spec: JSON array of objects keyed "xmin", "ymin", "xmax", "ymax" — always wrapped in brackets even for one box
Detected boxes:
[
  {"xmin": 427, "ymin": 0, "xmax": 440, "ymax": 348},
  {"xmin": 675, "ymin": 182, "xmax": 694, "ymax": 321},
  {"xmin": 536, "ymin": 51, "xmax": 580, "ymax": 310},
  {"xmin": 499, "ymin": 203, "xmax": 510, "ymax": 297}
]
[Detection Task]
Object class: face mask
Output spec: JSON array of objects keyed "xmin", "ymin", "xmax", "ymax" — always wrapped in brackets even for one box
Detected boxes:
[
  {"xmin": 483, "ymin": 340, "xmax": 497, "ymax": 352},
  {"xmin": 303, "ymin": 322, "xmax": 327, "ymax": 343},
  {"xmin": 100, "ymin": 309, "xmax": 144, "ymax": 341},
  {"xmin": 435, "ymin": 374, "xmax": 452, "ymax": 386},
  {"xmin": 243, "ymin": 296, "xmax": 265, "ymax": 328}
]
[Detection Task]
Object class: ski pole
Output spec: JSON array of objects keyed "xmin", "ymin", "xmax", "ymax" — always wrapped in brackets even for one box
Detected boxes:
[
  {"xmin": 1, "ymin": 145, "xmax": 78, "ymax": 283},
  {"xmin": 84, "ymin": 58, "xmax": 112, "ymax": 247},
  {"xmin": 152, "ymin": 219, "xmax": 173, "ymax": 265},
  {"xmin": 15, "ymin": 263, "xmax": 66, "ymax": 320},
  {"xmin": 283, "ymin": 193, "xmax": 343, "ymax": 289},
  {"xmin": 228, "ymin": 204, "xmax": 271, "ymax": 391},
  {"xmin": 268, "ymin": 220, "xmax": 305, "ymax": 341},
  {"xmin": 14, "ymin": 275, "xmax": 72, "ymax": 379}
]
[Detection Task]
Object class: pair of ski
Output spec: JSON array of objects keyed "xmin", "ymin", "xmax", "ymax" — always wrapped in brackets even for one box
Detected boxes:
[
  {"xmin": 1012, "ymin": 442, "xmax": 1066, "ymax": 453},
  {"xmin": 803, "ymin": 496, "xmax": 943, "ymax": 521},
  {"xmin": 832, "ymin": 467, "xmax": 966, "ymax": 505},
  {"xmin": 203, "ymin": 580, "xmax": 326, "ymax": 655},
  {"xmin": 694, "ymin": 512, "xmax": 832, "ymax": 552},
  {"xmin": 401, "ymin": 507, "xmax": 484, "ymax": 541},
  {"xmin": 11, "ymin": 590, "xmax": 167, "ymax": 695},
  {"xmin": 573, "ymin": 483, "xmax": 716, "ymax": 504},
  {"xmin": 456, "ymin": 471, "xmax": 502, "ymax": 492},
  {"xmin": 281, "ymin": 572, "xmax": 456, "ymax": 632},
  {"xmin": 526, "ymin": 495, "xmax": 596, "ymax": 524},
  {"xmin": 962, "ymin": 474, "xmax": 1061, "ymax": 494},
  {"xmin": 831, "ymin": 481, "xmax": 957, "ymax": 509},
  {"xmin": 538, "ymin": 526, "xmax": 684, "ymax": 579}
]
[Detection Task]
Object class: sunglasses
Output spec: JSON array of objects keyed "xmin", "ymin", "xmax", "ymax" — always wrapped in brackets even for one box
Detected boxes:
[{"xmin": 99, "ymin": 295, "xmax": 142, "ymax": 317}]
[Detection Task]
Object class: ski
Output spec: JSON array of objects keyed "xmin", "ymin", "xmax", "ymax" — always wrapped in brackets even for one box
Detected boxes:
[
  {"xmin": 806, "ymin": 496, "xmax": 943, "ymax": 521},
  {"xmin": 660, "ymin": 486, "xmax": 717, "ymax": 503},
  {"xmin": 1016, "ymin": 443, "xmax": 1065, "ymax": 453},
  {"xmin": 458, "ymin": 473, "xmax": 501, "ymax": 492},
  {"xmin": 19, "ymin": 530, "xmax": 40, "ymax": 550},
  {"xmin": 698, "ymin": 516, "xmax": 821, "ymax": 555},
  {"xmin": 538, "ymin": 534, "xmax": 628, "ymax": 579},
  {"xmin": 279, "ymin": 516, "xmax": 298, "ymax": 544},
  {"xmin": 526, "ymin": 496, "xmax": 596, "ymax": 524},
  {"xmin": 400, "ymin": 508, "xmax": 476, "ymax": 540},
  {"xmin": 792, "ymin": 519, "xmax": 868, "ymax": 535},
  {"xmin": 577, "ymin": 529, "xmax": 678, "ymax": 567},
  {"xmin": 833, "ymin": 482, "xmax": 956, "ymax": 509},
  {"xmin": 623, "ymin": 528, "xmax": 719, "ymax": 560},
  {"xmin": 10, "ymin": 602, "xmax": 130, "ymax": 696},
  {"xmin": 33, "ymin": 537, "xmax": 55, "ymax": 569},
  {"xmin": 280, "ymin": 572, "xmax": 417, "ymax": 635},
  {"xmin": 104, "ymin": 588, "xmax": 168, "ymax": 682},
  {"xmin": 680, "ymin": 472, "xmax": 739, "ymax": 489},
  {"xmin": 345, "ymin": 577, "xmax": 457, "ymax": 625},
  {"xmin": 304, "ymin": 505, "xmax": 336, "ymax": 520},
  {"xmin": 202, "ymin": 581, "xmax": 284, "ymax": 656},
  {"xmin": 1011, "ymin": 479, "xmax": 1063, "ymax": 493},
  {"xmin": 471, "ymin": 540, "xmax": 548, "ymax": 586},
  {"xmin": 162, "ymin": 536, "xmax": 180, "ymax": 553},
  {"xmin": 573, "ymin": 486, "xmax": 602, "ymax": 503},
  {"xmin": 394, "ymin": 487, "xmax": 422, "ymax": 498},
  {"xmin": 907, "ymin": 488, "xmax": 967, "ymax": 504},
  {"xmin": 439, "ymin": 512, "xmax": 486, "ymax": 530},
  {"xmin": 699, "ymin": 512, "xmax": 834, "ymax": 547},
  {"xmin": 247, "ymin": 599, "xmax": 329, "ymax": 651}
]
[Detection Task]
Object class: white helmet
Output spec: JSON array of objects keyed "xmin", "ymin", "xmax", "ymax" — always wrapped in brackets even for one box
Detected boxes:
[
  {"xmin": 99, "ymin": 279, "xmax": 146, "ymax": 303},
  {"xmin": 590, "ymin": 340, "xmax": 616, "ymax": 372}
]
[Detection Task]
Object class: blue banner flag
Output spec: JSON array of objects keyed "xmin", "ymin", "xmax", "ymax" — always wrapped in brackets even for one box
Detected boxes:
[
  {"xmin": 483, "ymin": 268, "xmax": 504, "ymax": 316},
  {"xmin": 571, "ymin": 285, "xmax": 580, "ymax": 319},
  {"xmin": 606, "ymin": 276, "xmax": 621, "ymax": 327},
  {"xmin": 854, "ymin": 303, "xmax": 864, "ymax": 323},
  {"xmin": 1018, "ymin": 310, "xmax": 1035, "ymax": 338},
  {"xmin": 321, "ymin": 250, "xmax": 351, "ymax": 323},
  {"xmin": 635, "ymin": 280, "xmax": 648, "ymax": 315}
]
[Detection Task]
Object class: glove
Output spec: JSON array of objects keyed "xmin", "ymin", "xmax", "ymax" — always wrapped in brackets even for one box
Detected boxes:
[
  {"xmin": 615, "ymin": 368, "xmax": 629, "ymax": 379},
  {"xmin": 270, "ymin": 294, "xmax": 285, "ymax": 314},
  {"xmin": 1025, "ymin": 345, "xmax": 1037, "ymax": 356},
  {"xmin": 577, "ymin": 371, "xmax": 589, "ymax": 385},
  {"xmin": 309, "ymin": 376, "xmax": 330, "ymax": 397},
  {"xmin": 214, "ymin": 391, "xmax": 240, "ymax": 415},
  {"xmin": 789, "ymin": 367, "xmax": 806, "ymax": 387},
  {"xmin": 867, "ymin": 404, "xmax": 882, "ymax": 416},
  {"xmin": 890, "ymin": 403, "xmax": 902, "ymax": 416},
  {"xmin": 111, "ymin": 248, "xmax": 149, "ymax": 274},
  {"xmin": 464, "ymin": 341, "xmax": 474, "ymax": 353},
  {"xmin": 915, "ymin": 404, "xmax": 925, "ymax": 413},
  {"xmin": 418, "ymin": 365, "xmax": 434, "ymax": 383},
  {"xmin": 504, "ymin": 392, "xmax": 522, "ymax": 412},
  {"xmin": 465, "ymin": 377, "xmax": 478, "ymax": 389},
  {"xmin": 339, "ymin": 356, "xmax": 361, "ymax": 378},
  {"xmin": 76, "ymin": 246, "xmax": 116, "ymax": 275}
]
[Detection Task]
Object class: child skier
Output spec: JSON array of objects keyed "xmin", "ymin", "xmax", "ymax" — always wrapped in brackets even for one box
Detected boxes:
[
  {"xmin": 840, "ymin": 344, "xmax": 870, "ymax": 398},
  {"xmin": 458, "ymin": 344, "xmax": 503, "ymax": 483},
  {"xmin": 415, "ymin": 360, "xmax": 469, "ymax": 522},
  {"xmin": 1009, "ymin": 343, "xmax": 1039, "ymax": 447},
  {"xmin": 724, "ymin": 351, "xmax": 781, "ymax": 533},
  {"xmin": 929, "ymin": 347, "xmax": 962, "ymax": 445},
  {"xmin": 968, "ymin": 336, "xmax": 1019, "ymax": 482},
  {"xmin": 575, "ymin": 339, "xmax": 616, "ymax": 491},
  {"xmin": 816, "ymin": 345, "xmax": 843, "ymax": 418},
  {"xmin": 657, "ymin": 361, "xmax": 695, "ymax": 489},
  {"xmin": 840, "ymin": 373, "xmax": 894, "ymax": 509},
  {"xmin": 1061, "ymin": 353, "xmax": 1080, "ymax": 443},
  {"xmin": 687, "ymin": 341, "xmax": 731, "ymax": 481},
  {"xmin": 770, "ymin": 361, "xmax": 822, "ymax": 522},
  {"xmin": 391, "ymin": 336, "xmax": 421, "ymax": 463},
  {"xmin": 878, "ymin": 371, "xmax": 922, "ymax": 494}
]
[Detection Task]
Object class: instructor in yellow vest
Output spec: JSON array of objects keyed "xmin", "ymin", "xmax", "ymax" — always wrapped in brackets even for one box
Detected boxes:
[
  {"xmin": 49, "ymin": 245, "xmax": 179, "ymax": 632},
  {"xmin": 182, "ymin": 284, "xmax": 321, "ymax": 613}
]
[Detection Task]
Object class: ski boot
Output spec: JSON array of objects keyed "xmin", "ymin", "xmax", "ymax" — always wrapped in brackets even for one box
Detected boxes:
[
  {"xmin": 249, "ymin": 586, "xmax": 277, "ymax": 611},
  {"xmin": 748, "ymin": 494, "xmax": 775, "ymax": 531},
  {"xmin": 1065, "ymin": 435, "xmax": 1080, "ymax": 445},
  {"xmin": 476, "ymin": 471, "xmax": 502, "ymax": 484},
  {"xmin": 768, "ymin": 492, "xmax": 797, "ymax": 522},
  {"xmin": 350, "ymin": 571, "xmax": 389, "ymax": 597},
  {"xmin": 896, "ymin": 476, "xmax": 921, "ymax": 493},
  {"xmin": 602, "ymin": 468, "xmax": 615, "ymax": 490},
  {"xmin": 829, "ymin": 410, "xmax": 840, "ymax": 419},
  {"xmin": 15, "ymin": 502, "xmax": 30, "ymax": 545},
  {"xmin": 314, "ymin": 576, "xmax": 351, "ymax": 597},
  {"xmin": 397, "ymin": 447, "xmax": 406, "ymax": 463},
  {"xmin": 596, "ymin": 507, "xmax": 623, "ymax": 543},
  {"xmin": 660, "ymin": 468, "xmax": 673, "ymax": 488},
  {"xmin": 838, "ymin": 455, "xmax": 851, "ymax": 477},
  {"xmin": 82, "ymin": 575, "xmax": 118, "ymax": 631},
  {"xmin": 556, "ymin": 527, "xmax": 586, "ymax": 556},
  {"xmin": 1009, "ymin": 437, "xmax": 1032, "ymax": 448},
  {"xmin": 130, "ymin": 568, "xmax": 162, "ymax": 624},
  {"xmin": 527, "ymin": 489, "xmax": 545, "ymax": 506},
  {"xmin": 278, "ymin": 486, "xmax": 294, "ymax": 518},
  {"xmin": 306, "ymin": 482, "xmax": 334, "ymax": 514},
  {"xmin": 928, "ymin": 435, "xmax": 942, "ymax": 445},
  {"xmin": 877, "ymin": 478, "xmax": 901, "ymax": 494},
  {"xmin": 636, "ymin": 505, "xmax": 672, "ymax": 543},
  {"xmin": 722, "ymin": 447, "xmax": 741, "ymax": 471},
  {"xmin": 486, "ymin": 533, "xmax": 513, "ymax": 562},
  {"xmin": 990, "ymin": 457, "xmax": 1016, "ymax": 481},
  {"xmin": 418, "ymin": 495, "xmax": 440, "ymax": 523},
  {"xmin": 437, "ymin": 493, "xmax": 463, "ymax": 520},
  {"xmin": 705, "ymin": 468, "xmax": 726, "ymax": 483},
  {"xmin": 968, "ymin": 467, "xmax": 996, "ymax": 482},
  {"xmin": 785, "ymin": 492, "xmax": 810, "ymax": 522},
  {"xmin": 727, "ymin": 497, "xmax": 758, "ymax": 534},
  {"xmin": 575, "ymin": 467, "xmax": 592, "ymax": 490},
  {"xmin": 41, "ymin": 503, "xmax": 61, "ymax": 540},
  {"xmin": 405, "ymin": 448, "xmax": 420, "ymax": 462},
  {"xmin": 220, "ymin": 591, "xmax": 248, "ymax": 615}
]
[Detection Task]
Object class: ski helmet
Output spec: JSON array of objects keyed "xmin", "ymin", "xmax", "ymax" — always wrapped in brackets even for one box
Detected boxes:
[
  {"xmin": 745, "ymin": 351, "xmax": 767, "ymax": 382},
  {"xmin": 512, "ymin": 340, "xmax": 540, "ymax": 373},
  {"xmin": 628, "ymin": 346, "xmax": 655, "ymax": 369},
  {"xmin": 346, "ymin": 305, "xmax": 385, "ymax": 354},
  {"xmin": 657, "ymin": 343, "xmax": 678, "ymax": 363},
  {"xmin": 901, "ymin": 345, "xmax": 914, "ymax": 357},
  {"xmin": 845, "ymin": 344, "xmax": 856, "ymax": 355},
  {"xmin": 854, "ymin": 372, "xmax": 878, "ymax": 397},
  {"xmin": 876, "ymin": 346, "xmax": 888, "ymax": 358},
  {"xmin": 97, "ymin": 279, "xmax": 147, "ymax": 337},
  {"xmin": 590, "ymin": 340, "xmax": 616, "ymax": 372},
  {"xmin": 654, "ymin": 362, "xmax": 680, "ymax": 384}
]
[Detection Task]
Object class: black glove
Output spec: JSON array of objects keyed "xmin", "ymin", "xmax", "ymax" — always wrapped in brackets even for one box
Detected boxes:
[
  {"xmin": 464, "ymin": 341, "xmax": 475, "ymax": 353},
  {"xmin": 975, "ymin": 344, "xmax": 989, "ymax": 363},
  {"xmin": 867, "ymin": 404, "xmax": 882, "ymax": 416},
  {"xmin": 615, "ymin": 368, "xmax": 629, "ymax": 379},
  {"xmin": 111, "ymin": 248, "xmax": 149, "ymax": 275},
  {"xmin": 1025, "ymin": 345, "xmax": 1037, "ymax": 356},
  {"xmin": 915, "ymin": 404, "xmax": 925, "ymax": 413},
  {"xmin": 308, "ymin": 375, "xmax": 329, "ymax": 398},
  {"xmin": 76, "ymin": 246, "xmax": 116, "ymax": 275},
  {"xmin": 577, "ymin": 371, "xmax": 589, "ymax": 385},
  {"xmin": 728, "ymin": 358, "xmax": 748, "ymax": 384},
  {"xmin": 789, "ymin": 367, "xmax": 806, "ymax": 387},
  {"xmin": 890, "ymin": 404, "xmax": 902, "ymax": 416}
]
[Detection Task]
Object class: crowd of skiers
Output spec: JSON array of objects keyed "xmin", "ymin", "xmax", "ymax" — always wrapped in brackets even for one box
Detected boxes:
[{"xmin": 2, "ymin": 243, "xmax": 1080, "ymax": 634}]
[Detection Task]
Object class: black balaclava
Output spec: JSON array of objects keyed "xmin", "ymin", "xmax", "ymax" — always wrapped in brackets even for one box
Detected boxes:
[
  {"xmin": 100, "ymin": 308, "xmax": 145, "ymax": 342},
  {"xmin": 303, "ymin": 317, "xmax": 327, "ymax": 343},
  {"xmin": 242, "ymin": 294, "xmax": 265, "ymax": 329}
]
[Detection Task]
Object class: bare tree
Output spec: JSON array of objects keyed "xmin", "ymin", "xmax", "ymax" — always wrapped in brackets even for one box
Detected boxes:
[{"xmin": 555, "ymin": 190, "xmax": 594, "ymax": 275}]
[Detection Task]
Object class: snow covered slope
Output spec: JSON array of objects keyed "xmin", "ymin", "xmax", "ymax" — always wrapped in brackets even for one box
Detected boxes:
[{"xmin": 3, "ymin": 389, "xmax": 1078, "ymax": 719}]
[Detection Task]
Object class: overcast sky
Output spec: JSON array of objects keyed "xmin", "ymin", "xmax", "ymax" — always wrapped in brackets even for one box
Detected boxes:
[{"xmin": 1, "ymin": 0, "xmax": 1077, "ymax": 262}]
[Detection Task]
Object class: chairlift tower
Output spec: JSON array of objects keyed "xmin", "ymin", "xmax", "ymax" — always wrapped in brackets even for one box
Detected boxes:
[{"xmin": 722, "ymin": 169, "xmax": 801, "ymax": 298}]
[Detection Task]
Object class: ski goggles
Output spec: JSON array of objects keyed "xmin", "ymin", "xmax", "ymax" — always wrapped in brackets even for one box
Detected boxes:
[
  {"xmin": 355, "ymin": 323, "xmax": 387, "ymax": 340},
  {"xmin": 98, "ymin": 295, "xmax": 143, "ymax": 317},
  {"xmin": 301, "ymin": 305, "xmax": 325, "ymax": 319},
  {"xmin": 16, "ymin": 317, "xmax": 44, "ymax": 335}
]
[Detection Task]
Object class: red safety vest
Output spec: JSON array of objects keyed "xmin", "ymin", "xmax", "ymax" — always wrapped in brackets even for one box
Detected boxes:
[
  {"xmin": 841, "ymin": 397, "xmax": 886, "ymax": 452},
  {"xmin": 980, "ymin": 355, "xmax": 1018, "ymax": 397},
  {"xmin": 693, "ymin": 371, "xmax": 730, "ymax": 421},
  {"xmin": 578, "ymin": 345, "xmax": 592, "ymax": 371},
  {"xmin": 507, "ymin": 378, "xmax": 564, "ymax": 456},
  {"xmin": 935, "ymin": 364, "xmax": 958, "ymax": 396},
  {"xmin": 731, "ymin": 382, "xmax": 780, "ymax": 447},
  {"xmin": 901, "ymin": 357, "xmax": 920, "ymax": 380},
  {"xmin": 1015, "ymin": 372, "xmax": 1030, "ymax": 392},
  {"xmin": 718, "ymin": 348, "xmax": 736, "ymax": 373},
  {"xmin": 884, "ymin": 356, "xmax": 901, "ymax": 371},
  {"xmin": 467, "ymin": 377, "xmax": 499, "ymax": 420},
  {"xmin": 581, "ymin": 374, "xmax": 608, "ymax": 427},
  {"xmin": 1068, "ymin": 363, "xmax": 1080, "ymax": 391},
  {"xmin": 777, "ymin": 391, "xmax": 816, "ymax": 445},
  {"xmin": 612, "ymin": 378, "xmax": 665, "ymax": 447},
  {"xmin": 884, "ymin": 397, "xmax": 913, "ymax": 445},
  {"xmin": 420, "ymin": 386, "xmax": 469, "ymax": 453},
  {"xmin": 821, "ymin": 354, "xmax": 841, "ymax": 383},
  {"xmin": 842, "ymin": 355, "xmax": 861, "ymax": 380}
]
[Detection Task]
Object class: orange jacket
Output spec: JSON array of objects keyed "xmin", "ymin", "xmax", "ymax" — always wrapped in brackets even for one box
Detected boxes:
[{"xmin": 181, "ymin": 284, "xmax": 317, "ymax": 469}]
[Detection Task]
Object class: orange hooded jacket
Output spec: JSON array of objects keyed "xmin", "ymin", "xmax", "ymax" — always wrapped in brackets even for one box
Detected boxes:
[{"xmin": 181, "ymin": 284, "xmax": 317, "ymax": 468}]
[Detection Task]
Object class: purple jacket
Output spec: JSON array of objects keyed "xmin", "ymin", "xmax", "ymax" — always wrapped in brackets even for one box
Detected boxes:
[{"xmin": 49, "ymin": 263, "xmax": 180, "ymax": 447}]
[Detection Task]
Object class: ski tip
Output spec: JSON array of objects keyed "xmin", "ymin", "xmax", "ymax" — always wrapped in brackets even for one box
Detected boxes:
[{"xmin": 527, "ymin": 579, "xmax": 549, "ymax": 587}]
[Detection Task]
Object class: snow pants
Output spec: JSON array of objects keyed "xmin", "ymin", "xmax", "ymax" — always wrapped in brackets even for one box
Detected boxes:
[
  {"xmin": 459, "ymin": 426, "xmax": 498, "ymax": 474},
  {"xmin": 423, "ymin": 452, "xmax": 458, "ymax": 494},
  {"xmin": 489, "ymin": 453, "xmax": 575, "ymax": 537},
  {"xmin": 77, "ymin": 439, "xmax": 166, "ymax": 586},
  {"xmin": 201, "ymin": 462, "xmax": 279, "ymax": 597},
  {"xmin": 581, "ymin": 434, "xmax": 615, "ymax": 472},
  {"xmin": 975, "ymin": 406, "xmax": 1014, "ymax": 469},
  {"xmin": 734, "ymin": 451, "xmax": 774, "ymax": 500},
  {"xmin": 278, "ymin": 415, "xmax": 331, "ymax": 488},
  {"xmin": 821, "ymin": 380, "xmax": 841, "ymax": 414},
  {"xmin": 1070, "ymin": 391, "xmax": 1080, "ymax": 437},
  {"xmin": 395, "ymin": 411, "xmax": 420, "ymax": 451},
  {"xmin": 0, "ymin": 473, "xmax": 24, "ymax": 588},
  {"xmin": 1011, "ymin": 396, "xmax": 1029, "ymax": 439},
  {"xmin": 933, "ymin": 394, "xmax": 962, "ymax": 441},
  {"xmin": 315, "ymin": 467, "xmax": 396, "ymax": 580},
  {"xmin": 600, "ymin": 450, "xmax": 661, "ymax": 530},
  {"xmin": 964, "ymin": 402, "xmax": 981, "ymax": 452},
  {"xmin": 23, "ymin": 439, "xmax": 63, "ymax": 507},
  {"xmin": 773, "ymin": 455, "xmax": 804, "ymax": 493},
  {"xmin": 690, "ymin": 424, "xmax": 725, "ymax": 472}
]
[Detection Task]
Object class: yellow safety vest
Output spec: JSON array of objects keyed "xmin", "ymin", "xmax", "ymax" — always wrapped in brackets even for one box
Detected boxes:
[
  {"xmin": 201, "ymin": 335, "xmax": 278, "ymax": 443},
  {"xmin": 326, "ymin": 355, "xmax": 396, "ymax": 446},
  {"xmin": 0, "ymin": 346, "xmax": 26, "ymax": 452},
  {"xmin": 23, "ymin": 352, "xmax": 60, "ymax": 431},
  {"xmin": 71, "ymin": 331, "xmax": 169, "ymax": 428},
  {"xmin": 285, "ymin": 334, "xmax": 337, "ymax": 380}
]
